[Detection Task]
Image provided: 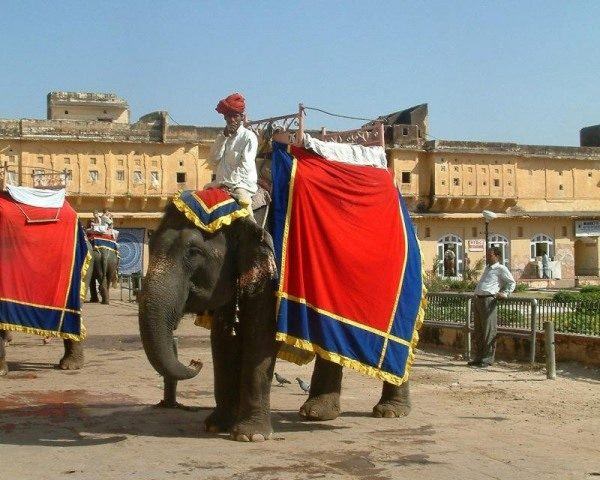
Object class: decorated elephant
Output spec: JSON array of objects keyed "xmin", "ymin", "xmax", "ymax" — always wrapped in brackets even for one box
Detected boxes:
[
  {"xmin": 88, "ymin": 234, "xmax": 119, "ymax": 304},
  {"xmin": 0, "ymin": 190, "xmax": 92, "ymax": 377},
  {"xmin": 139, "ymin": 190, "xmax": 412, "ymax": 442},
  {"xmin": 0, "ymin": 329, "xmax": 86, "ymax": 376}
]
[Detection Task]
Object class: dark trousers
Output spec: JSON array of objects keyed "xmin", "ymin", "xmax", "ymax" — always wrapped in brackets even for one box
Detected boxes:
[{"xmin": 473, "ymin": 296, "xmax": 498, "ymax": 365}]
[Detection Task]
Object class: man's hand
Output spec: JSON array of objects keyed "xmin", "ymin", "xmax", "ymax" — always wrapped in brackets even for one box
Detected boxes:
[{"xmin": 496, "ymin": 292, "xmax": 508, "ymax": 299}]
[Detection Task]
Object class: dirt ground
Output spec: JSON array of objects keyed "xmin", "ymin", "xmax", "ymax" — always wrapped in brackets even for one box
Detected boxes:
[{"xmin": 1, "ymin": 295, "xmax": 599, "ymax": 480}]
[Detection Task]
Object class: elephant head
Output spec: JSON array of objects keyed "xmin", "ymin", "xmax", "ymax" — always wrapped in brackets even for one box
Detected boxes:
[{"xmin": 138, "ymin": 203, "xmax": 276, "ymax": 381}]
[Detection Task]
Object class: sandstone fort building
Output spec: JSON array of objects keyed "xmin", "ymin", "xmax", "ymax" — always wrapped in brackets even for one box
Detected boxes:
[{"xmin": 1, "ymin": 93, "xmax": 599, "ymax": 285}]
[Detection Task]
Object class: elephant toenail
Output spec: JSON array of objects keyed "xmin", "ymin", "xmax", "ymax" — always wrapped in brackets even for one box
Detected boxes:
[
  {"xmin": 251, "ymin": 434, "xmax": 265, "ymax": 442},
  {"xmin": 383, "ymin": 411, "xmax": 396, "ymax": 418},
  {"xmin": 236, "ymin": 434, "xmax": 250, "ymax": 442}
]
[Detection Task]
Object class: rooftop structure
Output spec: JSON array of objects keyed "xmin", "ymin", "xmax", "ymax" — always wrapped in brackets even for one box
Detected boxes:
[{"xmin": 47, "ymin": 91, "xmax": 130, "ymax": 123}]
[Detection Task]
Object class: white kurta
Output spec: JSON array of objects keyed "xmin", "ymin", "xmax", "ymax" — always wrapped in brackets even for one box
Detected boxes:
[{"xmin": 208, "ymin": 125, "xmax": 258, "ymax": 194}]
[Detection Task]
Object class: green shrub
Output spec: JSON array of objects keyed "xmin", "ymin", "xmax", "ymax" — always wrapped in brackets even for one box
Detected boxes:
[
  {"xmin": 447, "ymin": 280, "xmax": 477, "ymax": 292},
  {"xmin": 514, "ymin": 282, "xmax": 528, "ymax": 292},
  {"xmin": 553, "ymin": 291, "xmax": 579, "ymax": 302},
  {"xmin": 550, "ymin": 312, "xmax": 600, "ymax": 335},
  {"xmin": 580, "ymin": 285, "xmax": 600, "ymax": 294}
]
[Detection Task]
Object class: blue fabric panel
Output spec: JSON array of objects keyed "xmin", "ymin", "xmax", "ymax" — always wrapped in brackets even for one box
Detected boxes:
[
  {"xmin": 277, "ymin": 297, "xmax": 384, "ymax": 367},
  {"xmin": 117, "ymin": 228, "xmax": 145, "ymax": 274},
  {"xmin": 390, "ymin": 194, "xmax": 423, "ymax": 342}
]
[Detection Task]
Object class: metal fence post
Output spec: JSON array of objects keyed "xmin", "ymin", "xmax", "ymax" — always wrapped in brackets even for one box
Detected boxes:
[
  {"xmin": 465, "ymin": 297, "xmax": 472, "ymax": 361},
  {"xmin": 544, "ymin": 321, "xmax": 556, "ymax": 380},
  {"xmin": 530, "ymin": 299, "xmax": 538, "ymax": 365}
]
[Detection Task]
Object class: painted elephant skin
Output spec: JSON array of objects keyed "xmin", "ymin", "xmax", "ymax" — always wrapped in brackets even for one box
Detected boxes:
[
  {"xmin": 139, "ymin": 204, "xmax": 411, "ymax": 442},
  {"xmin": 89, "ymin": 244, "xmax": 118, "ymax": 304}
]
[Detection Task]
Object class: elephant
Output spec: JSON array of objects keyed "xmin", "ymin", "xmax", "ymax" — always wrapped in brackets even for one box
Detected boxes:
[
  {"xmin": 89, "ymin": 242, "xmax": 118, "ymax": 304},
  {"xmin": 0, "ymin": 330, "xmax": 85, "ymax": 376},
  {"xmin": 0, "ymin": 242, "xmax": 92, "ymax": 376},
  {"xmin": 139, "ymin": 203, "xmax": 411, "ymax": 442}
]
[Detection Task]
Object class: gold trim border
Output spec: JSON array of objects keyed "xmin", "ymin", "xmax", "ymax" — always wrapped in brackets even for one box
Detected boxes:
[{"xmin": 172, "ymin": 190, "xmax": 250, "ymax": 233}]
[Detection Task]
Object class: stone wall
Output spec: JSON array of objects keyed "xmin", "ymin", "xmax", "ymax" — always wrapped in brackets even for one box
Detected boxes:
[{"xmin": 419, "ymin": 324, "xmax": 600, "ymax": 367}]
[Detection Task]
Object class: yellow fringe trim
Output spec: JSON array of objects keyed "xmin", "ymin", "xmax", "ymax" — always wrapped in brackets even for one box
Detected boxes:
[
  {"xmin": 274, "ymin": 242, "xmax": 427, "ymax": 386},
  {"xmin": 80, "ymin": 250, "xmax": 92, "ymax": 301},
  {"xmin": 397, "ymin": 237, "xmax": 428, "ymax": 385},
  {"xmin": 0, "ymin": 322, "xmax": 86, "ymax": 342},
  {"xmin": 277, "ymin": 342, "xmax": 315, "ymax": 365},
  {"xmin": 172, "ymin": 190, "xmax": 250, "ymax": 233}
]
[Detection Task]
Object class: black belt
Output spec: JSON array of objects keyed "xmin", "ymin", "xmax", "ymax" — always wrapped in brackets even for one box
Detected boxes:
[{"xmin": 476, "ymin": 294, "xmax": 494, "ymax": 298}]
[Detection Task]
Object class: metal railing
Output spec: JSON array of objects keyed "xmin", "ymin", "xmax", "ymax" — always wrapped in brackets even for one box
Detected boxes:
[
  {"xmin": 425, "ymin": 293, "xmax": 600, "ymax": 336},
  {"xmin": 119, "ymin": 272, "xmax": 141, "ymax": 302},
  {"xmin": 537, "ymin": 298, "xmax": 600, "ymax": 336},
  {"xmin": 425, "ymin": 293, "xmax": 538, "ymax": 364}
]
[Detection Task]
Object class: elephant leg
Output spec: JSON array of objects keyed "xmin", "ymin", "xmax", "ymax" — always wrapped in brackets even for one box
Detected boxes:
[
  {"xmin": 0, "ymin": 330, "xmax": 8, "ymax": 376},
  {"xmin": 230, "ymin": 293, "xmax": 277, "ymax": 442},
  {"xmin": 59, "ymin": 339, "xmax": 84, "ymax": 370},
  {"xmin": 99, "ymin": 275, "xmax": 109, "ymax": 304},
  {"xmin": 89, "ymin": 277, "xmax": 99, "ymax": 303},
  {"xmin": 299, "ymin": 356, "xmax": 343, "ymax": 421},
  {"xmin": 2, "ymin": 330, "xmax": 13, "ymax": 345},
  {"xmin": 372, "ymin": 381, "xmax": 411, "ymax": 418},
  {"xmin": 205, "ymin": 302, "xmax": 242, "ymax": 433}
]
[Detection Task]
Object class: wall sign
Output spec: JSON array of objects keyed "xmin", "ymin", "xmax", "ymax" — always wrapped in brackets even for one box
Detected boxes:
[
  {"xmin": 575, "ymin": 220, "xmax": 600, "ymax": 238},
  {"xmin": 468, "ymin": 239, "xmax": 485, "ymax": 252}
]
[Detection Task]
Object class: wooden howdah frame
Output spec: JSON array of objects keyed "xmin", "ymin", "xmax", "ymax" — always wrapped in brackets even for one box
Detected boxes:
[{"xmin": 245, "ymin": 104, "xmax": 385, "ymax": 149}]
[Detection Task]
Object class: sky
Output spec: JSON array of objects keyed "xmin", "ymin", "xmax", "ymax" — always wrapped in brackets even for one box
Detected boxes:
[{"xmin": 1, "ymin": 0, "xmax": 598, "ymax": 146}]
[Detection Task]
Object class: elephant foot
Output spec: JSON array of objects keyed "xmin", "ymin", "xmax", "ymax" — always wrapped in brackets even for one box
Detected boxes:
[
  {"xmin": 204, "ymin": 408, "xmax": 235, "ymax": 434},
  {"xmin": 299, "ymin": 393, "xmax": 340, "ymax": 421},
  {"xmin": 372, "ymin": 400, "xmax": 411, "ymax": 418},
  {"xmin": 58, "ymin": 354, "xmax": 84, "ymax": 370},
  {"xmin": 89, "ymin": 298, "xmax": 99, "ymax": 303},
  {"xmin": 101, "ymin": 300, "xmax": 110, "ymax": 305},
  {"xmin": 0, "ymin": 360, "xmax": 8, "ymax": 377},
  {"xmin": 231, "ymin": 415, "xmax": 273, "ymax": 442},
  {"xmin": 372, "ymin": 382, "xmax": 411, "ymax": 418}
]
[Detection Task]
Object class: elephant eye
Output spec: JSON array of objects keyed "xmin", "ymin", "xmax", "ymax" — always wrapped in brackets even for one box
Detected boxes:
[{"xmin": 188, "ymin": 246, "xmax": 203, "ymax": 257}]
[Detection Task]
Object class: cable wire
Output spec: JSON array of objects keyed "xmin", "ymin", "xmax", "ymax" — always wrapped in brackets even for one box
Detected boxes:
[{"xmin": 302, "ymin": 106, "xmax": 377, "ymax": 123}]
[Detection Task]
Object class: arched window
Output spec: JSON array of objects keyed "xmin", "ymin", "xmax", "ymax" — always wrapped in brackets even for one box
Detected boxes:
[
  {"xmin": 489, "ymin": 234, "xmax": 510, "ymax": 268},
  {"xmin": 437, "ymin": 234, "xmax": 463, "ymax": 277},
  {"xmin": 530, "ymin": 234, "xmax": 554, "ymax": 260}
]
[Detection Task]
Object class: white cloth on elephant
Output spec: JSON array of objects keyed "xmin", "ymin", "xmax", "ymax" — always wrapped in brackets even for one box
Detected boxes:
[
  {"xmin": 302, "ymin": 133, "xmax": 387, "ymax": 169},
  {"xmin": 207, "ymin": 124, "xmax": 258, "ymax": 194},
  {"xmin": 6, "ymin": 184, "xmax": 66, "ymax": 208}
]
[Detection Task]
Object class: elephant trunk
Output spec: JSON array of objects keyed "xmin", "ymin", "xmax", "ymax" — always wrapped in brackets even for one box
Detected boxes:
[{"xmin": 138, "ymin": 268, "xmax": 200, "ymax": 381}]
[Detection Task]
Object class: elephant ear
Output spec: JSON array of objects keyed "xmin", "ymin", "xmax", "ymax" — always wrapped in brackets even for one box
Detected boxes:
[{"xmin": 235, "ymin": 218, "xmax": 277, "ymax": 298}]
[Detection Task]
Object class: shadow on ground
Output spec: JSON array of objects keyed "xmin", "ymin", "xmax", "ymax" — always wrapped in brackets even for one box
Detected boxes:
[{"xmin": 0, "ymin": 389, "xmax": 348, "ymax": 447}]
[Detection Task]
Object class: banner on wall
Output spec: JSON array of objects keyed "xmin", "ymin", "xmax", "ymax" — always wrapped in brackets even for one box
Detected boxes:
[{"xmin": 117, "ymin": 228, "xmax": 145, "ymax": 274}]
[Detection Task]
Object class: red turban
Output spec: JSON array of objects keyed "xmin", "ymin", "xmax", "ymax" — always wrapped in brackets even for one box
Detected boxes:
[{"xmin": 215, "ymin": 93, "xmax": 245, "ymax": 115}]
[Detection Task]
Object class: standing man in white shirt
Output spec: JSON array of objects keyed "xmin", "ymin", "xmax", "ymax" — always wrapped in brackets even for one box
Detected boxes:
[
  {"xmin": 469, "ymin": 246, "xmax": 516, "ymax": 368},
  {"xmin": 206, "ymin": 92, "xmax": 258, "ymax": 216}
]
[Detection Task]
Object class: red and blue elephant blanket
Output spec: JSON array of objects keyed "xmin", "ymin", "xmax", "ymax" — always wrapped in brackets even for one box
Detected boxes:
[
  {"xmin": 0, "ymin": 193, "xmax": 90, "ymax": 340},
  {"xmin": 271, "ymin": 143, "xmax": 425, "ymax": 386}
]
